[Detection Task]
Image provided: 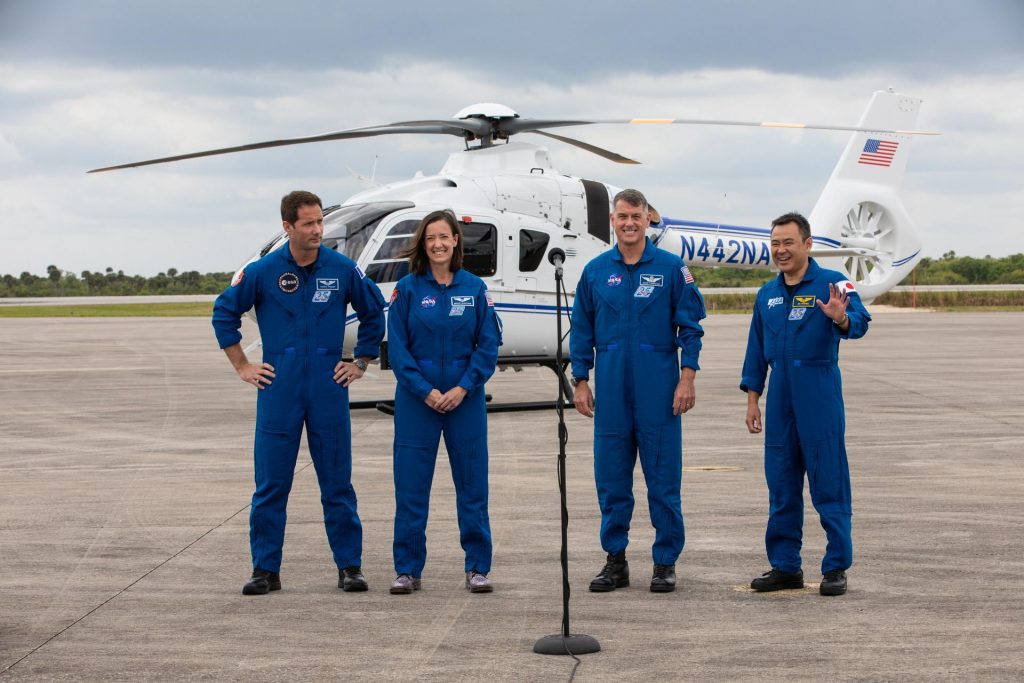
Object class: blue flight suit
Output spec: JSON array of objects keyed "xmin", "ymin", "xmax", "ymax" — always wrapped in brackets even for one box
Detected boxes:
[
  {"xmin": 212, "ymin": 245, "xmax": 386, "ymax": 573},
  {"xmin": 387, "ymin": 269, "xmax": 501, "ymax": 577},
  {"xmin": 740, "ymin": 258, "xmax": 870, "ymax": 575},
  {"xmin": 570, "ymin": 238, "xmax": 706, "ymax": 566}
]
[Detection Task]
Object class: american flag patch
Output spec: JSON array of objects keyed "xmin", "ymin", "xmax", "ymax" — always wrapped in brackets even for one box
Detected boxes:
[
  {"xmin": 485, "ymin": 291, "xmax": 494, "ymax": 307},
  {"xmin": 858, "ymin": 139, "xmax": 898, "ymax": 167},
  {"xmin": 681, "ymin": 265, "xmax": 694, "ymax": 284}
]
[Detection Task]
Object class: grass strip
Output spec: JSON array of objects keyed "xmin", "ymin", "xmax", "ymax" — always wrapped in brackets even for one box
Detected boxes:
[{"xmin": 0, "ymin": 302, "xmax": 214, "ymax": 317}]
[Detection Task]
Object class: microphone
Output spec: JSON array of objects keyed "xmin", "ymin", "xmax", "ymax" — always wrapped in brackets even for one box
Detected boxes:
[{"xmin": 547, "ymin": 248, "xmax": 566, "ymax": 278}]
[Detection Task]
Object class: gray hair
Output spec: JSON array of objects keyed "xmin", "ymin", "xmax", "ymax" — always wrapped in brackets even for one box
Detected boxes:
[{"xmin": 612, "ymin": 188, "xmax": 648, "ymax": 211}]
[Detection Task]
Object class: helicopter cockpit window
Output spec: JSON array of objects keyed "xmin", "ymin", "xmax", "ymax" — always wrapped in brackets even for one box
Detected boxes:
[
  {"xmin": 320, "ymin": 201, "xmax": 415, "ymax": 261},
  {"xmin": 519, "ymin": 229, "xmax": 550, "ymax": 272},
  {"xmin": 372, "ymin": 220, "xmax": 419, "ymax": 260},
  {"xmin": 461, "ymin": 222, "xmax": 498, "ymax": 277},
  {"xmin": 363, "ymin": 218, "xmax": 496, "ymax": 284}
]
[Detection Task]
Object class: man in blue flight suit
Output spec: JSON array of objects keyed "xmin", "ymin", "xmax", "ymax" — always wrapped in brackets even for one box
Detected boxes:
[
  {"xmin": 570, "ymin": 188, "xmax": 706, "ymax": 594},
  {"xmin": 212, "ymin": 190, "xmax": 386, "ymax": 596},
  {"xmin": 741, "ymin": 212, "xmax": 870, "ymax": 597}
]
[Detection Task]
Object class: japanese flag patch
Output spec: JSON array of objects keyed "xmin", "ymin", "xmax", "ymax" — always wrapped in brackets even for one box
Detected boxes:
[{"xmin": 835, "ymin": 280, "xmax": 857, "ymax": 294}]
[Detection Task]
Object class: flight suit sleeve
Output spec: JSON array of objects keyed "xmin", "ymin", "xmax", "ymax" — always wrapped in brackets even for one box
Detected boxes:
[
  {"xmin": 840, "ymin": 289, "xmax": 871, "ymax": 341},
  {"xmin": 349, "ymin": 266, "xmax": 386, "ymax": 359},
  {"xmin": 674, "ymin": 265, "xmax": 706, "ymax": 371},
  {"xmin": 740, "ymin": 293, "xmax": 768, "ymax": 394},
  {"xmin": 212, "ymin": 265, "xmax": 258, "ymax": 349},
  {"xmin": 457, "ymin": 283, "xmax": 501, "ymax": 393},
  {"xmin": 569, "ymin": 267, "xmax": 596, "ymax": 381},
  {"xmin": 386, "ymin": 283, "xmax": 434, "ymax": 401}
]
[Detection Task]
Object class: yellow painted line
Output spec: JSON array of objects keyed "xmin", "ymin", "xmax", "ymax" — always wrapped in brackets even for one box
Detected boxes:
[
  {"xmin": 630, "ymin": 118, "xmax": 675, "ymax": 124},
  {"xmin": 760, "ymin": 121, "xmax": 807, "ymax": 129}
]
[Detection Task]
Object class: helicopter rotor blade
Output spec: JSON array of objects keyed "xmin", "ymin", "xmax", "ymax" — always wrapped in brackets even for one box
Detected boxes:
[
  {"xmin": 504, "ymin": 117, "xmax": 939, "ymax": 136},
  {"xmin": 526, "ymin": 130, "xmax": 640, "ymax": 165},
  {"xmin": 87, "ymin": 123, "xmax": 477, "ymax": 173}
]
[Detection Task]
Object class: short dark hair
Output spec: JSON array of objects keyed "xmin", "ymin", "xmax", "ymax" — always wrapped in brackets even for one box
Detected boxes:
[
  {"xmin": 402, "ymin": 209, "xmax": 465, "ymax": 275},
  {"xmin": 770, "ymin": 212, "xmax": 811, "ymax": 241},
  {"xmin": 612, "ymin": 188, "xmax": 648, "ymax": 211},
  {"xmin": 280, "ymin": 190, "xmax": 322, "ymax": 224}
]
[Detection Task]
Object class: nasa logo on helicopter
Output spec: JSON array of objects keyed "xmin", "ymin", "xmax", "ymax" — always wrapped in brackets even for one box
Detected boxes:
[{"xmin": 89, "ymin": 89, "xmax": 937, "ymax": 380}]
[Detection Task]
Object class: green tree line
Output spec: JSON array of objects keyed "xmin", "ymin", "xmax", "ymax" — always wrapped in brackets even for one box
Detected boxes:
[
  {"xmin": 3, "ymin": 252, "xmax": 1022, "ymax": 297},
  {"xmin": 1, "ymin": 266, "xmax": 232, "ymax": 297}
]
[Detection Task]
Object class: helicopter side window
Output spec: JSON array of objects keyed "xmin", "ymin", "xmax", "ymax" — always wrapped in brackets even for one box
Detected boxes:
[
  {"xmin": 519, "ymin": 229, "xmax": 550, "ymax": 272},
  {"xmin": 461, "ymin": 222, "xmax": 497, "ymax": 277},
  {"xmin": 372, "ymin": 220, "xmax": 419, "ymax": 260},
  {"xmin": 364, "ymin": 261, "xmax": 410, "ymax": 284}
]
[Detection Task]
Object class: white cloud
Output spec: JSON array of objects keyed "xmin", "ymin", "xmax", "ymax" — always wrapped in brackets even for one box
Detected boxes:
[{"xmin": 1, "ymin": 60, "xmax": 1022, "ymax": 277}]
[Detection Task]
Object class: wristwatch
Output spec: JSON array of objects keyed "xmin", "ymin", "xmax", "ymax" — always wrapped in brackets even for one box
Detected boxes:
[
  {"xmin": 353, "ymin": 358, "xmax": 368, "ymax": 372},
  {"xmin": 570, "ymin": 376, "xmax": 587, "ymax": 387}
]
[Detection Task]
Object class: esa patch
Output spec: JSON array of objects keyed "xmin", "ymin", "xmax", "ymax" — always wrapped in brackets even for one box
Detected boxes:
[
  {"xmin": 231, "ymin": 269, "xmax": 245, "ymax": 287},
  {"xmin": 789, "ymin": 307, "xmax": 806, "ymax": 321},
  {"xmin": 634, "ymin": 285, "xmax": 655, "ymax": 298},
  {"xmin": 449, "ymin": 305, "xmax": 466, "ymax": 317},
  {"xmin": 639, "ymin": 274, "xmax": 664, "ymax": 287},
  {"xmin": 767, "ymin": 296, "xmax": 784, "ymax": 309},
  {"xmin": 607, "ymin": 273, "xmax": 623, "ymax": 287},
  {"xmin": 312, "ymin": 290, "xmax": 331, "ymax": 303},
  {"xmin": 278, "ymin": 272, "xmax": 299, "ymax": 293},
  {"xmin": 451, "ymin": 295, "xmax": 475, "ymax": 308},
  {"xmin": 792, "ymin": 295, "xmax": 817, "ymax": 308},
  {"xmin": 421, "ymin": 295, "xmax": 437, "ymax": 309},
  {"xmin": 316, "ymin": 278, "xmax": 339, "ymax": 291}
]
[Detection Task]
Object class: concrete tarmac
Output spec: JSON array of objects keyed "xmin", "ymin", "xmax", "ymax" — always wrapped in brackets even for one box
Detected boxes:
[{"xmin": 0, "ymin": 311, "xmax": 1022, "ymax": 681}]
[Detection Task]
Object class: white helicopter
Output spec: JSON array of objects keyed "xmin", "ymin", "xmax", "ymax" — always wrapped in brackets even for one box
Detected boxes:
[{"xmin": 89, "ymin": 89, "xmax": 934, "ymax": 405}]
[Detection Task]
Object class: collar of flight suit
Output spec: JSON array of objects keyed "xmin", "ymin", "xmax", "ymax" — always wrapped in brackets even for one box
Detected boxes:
[
  {"xmin": 773, "ymin": 257, "xmax": 823, "ymax": 290},
  {"xmin": 611, "ymin": 237, "xmax": 657, "ymax": 265},
  {"xmin": 423, "ymin": 267, "xmax": 466, "ymax": 288},
  {"xmin": 280, "ymin": 244, "xmax": 327, "ymax": 272}
]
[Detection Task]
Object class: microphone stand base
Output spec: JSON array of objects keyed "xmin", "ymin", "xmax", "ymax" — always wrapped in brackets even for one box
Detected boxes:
[{"xmin": 533, "ymin": 634, "xmax": 601, "ymax": 656}]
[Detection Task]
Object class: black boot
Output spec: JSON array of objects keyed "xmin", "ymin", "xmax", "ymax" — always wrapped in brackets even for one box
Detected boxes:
[
  {"xmin": 750, "ymin": 568, "xmax": 804, "ymax": 592},
  {"xmin": 339, "ymin": 566, "xmax": 369, "ymax": 592},
  {"xmin": 589, "ymin": 552, "xmax": 629, "ymax": 592},
  {"xmin": 242, "ymin": 569, "xmax": 281, "ymax": 595},
  {"xmin": 819, "ymin": 569, "xmax": 847, "ymax": 596},
  {"xmin": 650, "ymin": 564, "xmax": 676, "ymax": 593}
]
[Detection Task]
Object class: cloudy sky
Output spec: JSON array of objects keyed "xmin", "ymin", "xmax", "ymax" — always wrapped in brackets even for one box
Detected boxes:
[{"xmin": 2, "ymin": 0, "xmax": 1022, "ymax": 276}]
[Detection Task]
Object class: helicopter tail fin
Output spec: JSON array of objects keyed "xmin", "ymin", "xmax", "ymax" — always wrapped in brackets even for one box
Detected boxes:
[{"xmin": 809, "ymin": 90, "xmax": 927, "ymax": 301}]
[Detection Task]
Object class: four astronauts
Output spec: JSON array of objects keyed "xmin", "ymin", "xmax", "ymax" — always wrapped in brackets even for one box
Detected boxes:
[{"xmin": 214, "ymin": 188, "xmax": 867, "ymax": 598}]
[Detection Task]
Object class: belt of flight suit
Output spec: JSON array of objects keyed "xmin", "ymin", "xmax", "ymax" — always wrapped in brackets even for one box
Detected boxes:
[
  {"xmin": 740, "ymin": 258, "xmax": 870, "ymax": 574},
  {"xmin": 386, "ymin": 268, "xmax": 501, "ymax": 576},
  {"xmin": 213, "ymin": 245, "xmax": 386, "ymax": 573},
  {"xmin": 570, "ymin": 238, "xmax": 705, "ymax": 565}
]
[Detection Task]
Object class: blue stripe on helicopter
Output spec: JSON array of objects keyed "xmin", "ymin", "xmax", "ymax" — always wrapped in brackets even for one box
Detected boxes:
[
  {"xmin": 659, "ymin": 219, "xmax": 842, "ymax": 249},
  {"xmin": 893, "ymin": 249, "xmax": 921, "ymax": 267}
]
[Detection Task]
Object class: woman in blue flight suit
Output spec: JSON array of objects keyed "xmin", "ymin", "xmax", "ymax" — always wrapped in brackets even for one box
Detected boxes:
[{"xmin": 386, "ymin": 210, "xmax": 501, "ymax": 594}]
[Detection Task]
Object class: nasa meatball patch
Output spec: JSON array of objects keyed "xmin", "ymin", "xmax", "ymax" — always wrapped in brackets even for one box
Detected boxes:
[
  {"xmin": 606, "ymin": 273, "xmax": 623, "ymax": 287},
  {"xmin": 278, "ymin": 272, "xmax": 299, "ymax": 293},
  {"xmin": 420, "ymin": 295, "xmax": 437, "ymax": 309}
]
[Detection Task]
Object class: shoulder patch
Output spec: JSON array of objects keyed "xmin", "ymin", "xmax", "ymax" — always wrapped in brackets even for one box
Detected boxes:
[
  {"xmin": 835, "ymin": 279, "xmax": 857, "ymax": 294},
  {"xmin": 389, "ymin": 288, "xmax": 399, "ymax": 303},
  {"xmin": 680, "ymin": 265, "xmax": 695, "ymax": 284},
  {"xmin": 231, "ymin": 269, "xmax": 245, "ymax": 287},
  {"xmin": 355, "ymin": 265, "xmax": 366, "ymax": 280}
]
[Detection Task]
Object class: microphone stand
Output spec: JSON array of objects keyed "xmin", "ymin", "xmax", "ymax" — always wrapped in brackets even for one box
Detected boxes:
[{"xmin": 533, "ymin": 255, "xmax": 600, "ymax": 656}]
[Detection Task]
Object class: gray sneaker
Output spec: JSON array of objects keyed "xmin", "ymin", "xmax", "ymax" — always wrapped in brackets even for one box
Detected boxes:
[
  {"xmin": 389, "ymin": 574, "xmax": 422, "ymax": 595},
  {"xmin": 466, "ymin": 570, "xmax": 493, "ymax": 593}
]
